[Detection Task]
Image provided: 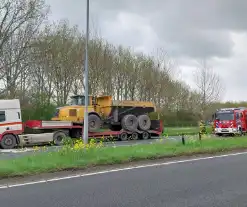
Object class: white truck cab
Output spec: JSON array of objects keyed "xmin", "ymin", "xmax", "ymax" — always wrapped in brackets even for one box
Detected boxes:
[{"xmin": 0, "ymin": 99, "xmax": 23, "ymax": 148}]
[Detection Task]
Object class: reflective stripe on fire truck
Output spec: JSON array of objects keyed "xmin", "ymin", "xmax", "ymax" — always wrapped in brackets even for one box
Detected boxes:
[{"xmin": 216, "ymin": 122, "xmax": 219, "ymax": 128}]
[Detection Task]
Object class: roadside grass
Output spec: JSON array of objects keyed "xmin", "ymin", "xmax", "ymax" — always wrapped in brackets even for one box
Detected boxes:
[
  {"xmin": 164, "ymin": 126, "xmax": 212, "ymax": 136},
  {"xmin": 1, "ymin": 135, "xmax": 247, "ymax": 179}
]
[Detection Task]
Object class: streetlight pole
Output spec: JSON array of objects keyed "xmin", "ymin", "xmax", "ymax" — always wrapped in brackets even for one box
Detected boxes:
[{"xmin": 83, "ymin": 0, "xmax": 89, "ymax": 144}]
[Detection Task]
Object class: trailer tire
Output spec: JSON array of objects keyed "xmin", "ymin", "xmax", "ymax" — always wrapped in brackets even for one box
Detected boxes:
[
  {"xmin": 131, "ymin": 132, "xmax": 139, "ymax": 140},
  {"xmin": 142, "ymin": 131, "xmax": 150, "ymax": 140},
  {"xmin": 88, "ymin": 114, "xmax": 102, "ymax": 132},
  {"xmin": 53, "ymin": 131, "xmax": 67, "ymax": 146},
  {"xmin": 118, "ymin": 132, "xmax": 128, "ymax": 141},
  {"xmin": 121, "ymin": 114, "xmax": 138, "ymax": 131},
  {"xmin": 0, "ymin": 134, "xmax": 17, "ymax": 149},
  {"xmin": 137, "ymin": 114, "xmax": 151, "ymax": 131}
]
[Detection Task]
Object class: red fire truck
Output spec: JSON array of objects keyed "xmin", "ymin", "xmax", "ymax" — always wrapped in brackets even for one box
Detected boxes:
[{"xmin": 212, "ymin": 107, "xmax": 247, "ymax": 136}]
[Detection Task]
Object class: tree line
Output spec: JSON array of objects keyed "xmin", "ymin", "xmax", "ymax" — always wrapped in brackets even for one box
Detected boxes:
[{"xmin": 0, "ymin": 0, "xmax": 229, "ymax": 126}]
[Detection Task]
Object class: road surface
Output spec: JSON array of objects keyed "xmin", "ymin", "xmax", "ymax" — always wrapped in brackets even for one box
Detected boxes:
[
  {"xmin": 0, "ymin": 136, "xmax": 183, "ymax": 160},
  {"xmin": 1, "ymin": 152, "xmax": 247, "ymax": 206}
]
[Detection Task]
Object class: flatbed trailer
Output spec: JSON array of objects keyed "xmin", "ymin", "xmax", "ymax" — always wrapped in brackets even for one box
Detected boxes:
[{"xmin": 0, "ymin": 119, "xmax": 163, "ymax": 149}]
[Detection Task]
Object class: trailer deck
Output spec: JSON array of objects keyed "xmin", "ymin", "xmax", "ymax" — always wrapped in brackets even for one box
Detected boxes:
[{"xmin": 24, "ymin": 119, "xmax": 163, "ymax": 139}]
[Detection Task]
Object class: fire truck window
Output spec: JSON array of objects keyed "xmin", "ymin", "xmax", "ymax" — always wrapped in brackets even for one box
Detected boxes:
[
  {"xmin": 0, "ymin": 111, "xmax": 6, "ymax": 122},
  {"xmin": 216, "ymin": 112, "xmax": 234, "ymax": 120}
]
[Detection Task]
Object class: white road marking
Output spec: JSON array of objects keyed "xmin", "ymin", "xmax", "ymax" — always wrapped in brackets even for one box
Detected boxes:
[
  {"xmin": 1, "ymin": 150, "xmax": 247, "ymax": 190},
  {"xmin": 7, "ymin": 180, "xmax": 47, "ymax": 187}
]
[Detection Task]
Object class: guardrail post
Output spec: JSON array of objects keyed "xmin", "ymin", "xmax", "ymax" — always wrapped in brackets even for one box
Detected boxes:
[{"xmin": 182, "ymin": 133, "xmax": 185, "ymax": 145}]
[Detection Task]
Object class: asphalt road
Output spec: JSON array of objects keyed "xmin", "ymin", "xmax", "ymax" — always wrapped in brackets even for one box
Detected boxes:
[
  {"xmin": 1, "ymin": 152, "xmax": 247, "ymax": 206},
  {"xmin": 0, "ymin": 136, "xmax": 182, "ymax": 160}
]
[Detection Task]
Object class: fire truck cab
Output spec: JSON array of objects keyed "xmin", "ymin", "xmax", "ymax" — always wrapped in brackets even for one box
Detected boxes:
[{"xmin": 213, "ymin": 107, "xmax": 247, "ymax": 136}]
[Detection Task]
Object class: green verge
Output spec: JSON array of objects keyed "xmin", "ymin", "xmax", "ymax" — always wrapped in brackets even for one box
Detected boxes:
[
  {"xmin": 1, "ymin": 136, "xmax": 247, "ymax": 179},
  {"xmin": 164, "ymin": 126, "xmax": 212, "ymax": 136}
]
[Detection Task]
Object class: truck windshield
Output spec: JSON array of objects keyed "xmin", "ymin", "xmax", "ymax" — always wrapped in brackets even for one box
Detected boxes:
[
  {"xmin": 216, "ymin": 112, "xmax": 234, "ymax": 121},
  {"xmin": 70, "ymin": 96, "xmax": 85, "ymax": 105}
]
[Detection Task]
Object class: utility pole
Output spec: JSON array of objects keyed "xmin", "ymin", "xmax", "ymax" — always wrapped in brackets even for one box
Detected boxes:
[{"xmin": 83, "ymin": 0, "xmax": 89, "ymax": 144}]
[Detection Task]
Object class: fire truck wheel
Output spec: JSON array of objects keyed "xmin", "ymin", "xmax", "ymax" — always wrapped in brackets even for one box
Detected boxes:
[
  {"xmin": 137, "ymin": 115, "xmax": 151, "ymax": 131},
  {"xmin": 0, "ymin": 134, "xmax": 17, "ymax": 149},
  {"xmin": 53, "ymin": 131, "xmax": 67, "ymax": 146}
]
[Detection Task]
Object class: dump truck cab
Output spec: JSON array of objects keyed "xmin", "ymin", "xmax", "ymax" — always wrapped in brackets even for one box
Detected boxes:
[
  {"xmin": 52, "ymin": 95, "xmax": 95, "ymax": 122},
  {"xmin": 51, "ymin": 95, "xmax": 113, "ymax": 122},
  {"xmin": 69, "ymin": 95, "xmax": 95, "ymax": 106}
]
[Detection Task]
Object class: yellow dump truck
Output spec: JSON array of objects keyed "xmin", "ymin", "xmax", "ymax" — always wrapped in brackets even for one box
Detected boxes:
[{"xmin": 51, "ymin": 95, "xmax": 156, "ymax": 132}]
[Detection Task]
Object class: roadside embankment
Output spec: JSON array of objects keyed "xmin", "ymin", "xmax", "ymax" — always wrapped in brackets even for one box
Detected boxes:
[{"xmin": 0, "ymin": 135, "xmax": 247, "ymax": 179}]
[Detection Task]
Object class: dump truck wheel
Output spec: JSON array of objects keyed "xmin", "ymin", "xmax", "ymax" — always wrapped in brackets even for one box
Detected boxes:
[
  {"xmin": 0, "ymin": 134, "xmax": 17, "ymax": 149},
  {"xmin": 121, "ymin": 114, "xmax": 138, "ymax": 131},
  {"xmin": 88, "ymin": 114, "xmax": 102, "ymax": 132},
  {"xmin": 137, "ymin": 114, "xmax": 151, "ymax": 131}
]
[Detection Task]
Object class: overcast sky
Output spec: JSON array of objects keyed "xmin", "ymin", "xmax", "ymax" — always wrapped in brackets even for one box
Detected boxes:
[{"xmin": 45, "ymin": 0, "xmax": 247, "ymax": 102}]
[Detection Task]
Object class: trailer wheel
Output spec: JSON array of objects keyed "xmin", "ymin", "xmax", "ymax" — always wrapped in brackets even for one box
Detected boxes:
[
  {"xmin": 131, "ymin": 132, "xmax": 139, "ymax": 140},
  {"xmin": 121, "ymin": 114, "xmax": 138, "ymax": 131},
  {"xmin": 137, "ymin": 115, "xmax": 151, "ymax": 131},
  {"xmin": 0, "ymin": 134, "xmax": 17, "ymax": 149},
  {"xmin": 88, "ymin": 114, "xmax": 102, "ymax": 132},
  {"xmin": 119, "ymin": 132, "xmax": 128, "ymax": 141},
  {"xmin": 53, "ymin": 131, "xmax": 67, "ymax": 146},
  {"xmin": 142, "ymin": 131, "xmax": 150, "ymax": 140}
]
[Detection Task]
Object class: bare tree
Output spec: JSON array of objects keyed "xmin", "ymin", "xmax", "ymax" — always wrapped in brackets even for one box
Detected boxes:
[
  {"xmin": 194, "ymin": 59, "xmax": 224, "ymax": 119},
  {"xmin": 0, "ymin": 0, "xmax": 49, "ymax": 96}
]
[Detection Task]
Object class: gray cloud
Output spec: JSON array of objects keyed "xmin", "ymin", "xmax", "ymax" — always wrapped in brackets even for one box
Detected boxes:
[
  {"xmin": 93, "ymin": 0, "xmax": 247, "ymax": 31},
  {"xmin": 45, "ymin": 0, "xmax": 247, "ymax": 59},
  {"xmin": 45, "ymin": 0, "xmax": 247, "ymax": 101}
]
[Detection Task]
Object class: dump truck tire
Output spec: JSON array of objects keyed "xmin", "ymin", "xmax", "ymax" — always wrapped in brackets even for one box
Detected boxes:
[
  {"xmin": 137, "ymin": 114, "xmax": 151, "ymax": 131},
  {"xmin": 121, "ymin": 114, "xmax": 138, "ymax": 131},
  {"xmin": 88, "ymin": 114, "xmax": 102, "ymax": 132}
]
